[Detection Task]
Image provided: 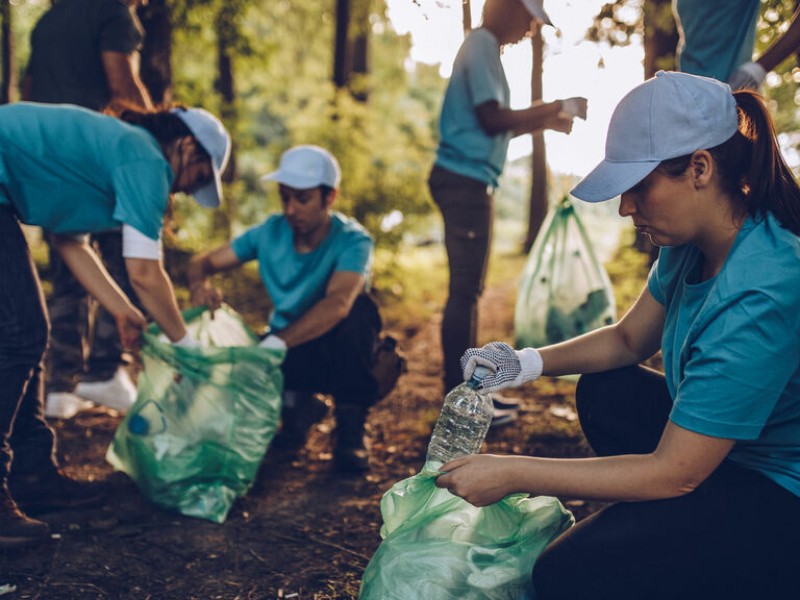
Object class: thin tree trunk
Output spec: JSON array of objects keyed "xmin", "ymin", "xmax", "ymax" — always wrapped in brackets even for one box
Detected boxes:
[
  {"xmin": 0, "ymin": 0, "xmax": 14, "ymax": 104},
  {"xmin": 333, "ymin": 0, "xmax": 351, "ymax": 88},
  {"xmin": 350, "ymin": 0, "xmax": 370, "ymax": 102},
  {"xmin": 462, "ymin": 0, "xmax": 472, "ymax": 35},
  {"xmin": 137, "ymin": 0, "xmax": 173, "ymax": 106},
  {"xmin": 524, "ymin": 26, "xmax": 547, "ymax": 254}
]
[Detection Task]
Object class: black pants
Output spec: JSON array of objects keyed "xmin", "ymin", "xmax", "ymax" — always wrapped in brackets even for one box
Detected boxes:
[
  {"xmin": 0, "ymin": 207, "xmax": 57, "ymax": 482},
  {"xmin": 279, "ymin": 294, "xmax": 381, "ymax": 409},
  {"xmin": 532, "ymin": 365, "xmax": 800, "ymax": 600},
  {"xmin": 45, "ymin": 229, "xmax": 135, "ymax": 391},
  {"xmin": 428, "ymin": 165, "xmax": 494, "ymax": 391}
]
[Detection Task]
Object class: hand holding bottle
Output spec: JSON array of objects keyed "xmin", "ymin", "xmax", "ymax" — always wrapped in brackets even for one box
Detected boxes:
[{"xmin": 460, "ymin": 342, "xmax": 543, "ymax": 393}]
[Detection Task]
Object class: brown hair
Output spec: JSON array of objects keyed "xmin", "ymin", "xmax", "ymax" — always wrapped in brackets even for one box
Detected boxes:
[{"xmin": 658, "ymin": 90, "xmax": 800, "ymax": 235}]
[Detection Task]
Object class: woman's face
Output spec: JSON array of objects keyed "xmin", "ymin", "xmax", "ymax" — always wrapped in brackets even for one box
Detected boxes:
[
  {"xmin": 619, "ymin": 167, "xmax": 698, "ymax": 248},
  {"xmin": 172, "ymin": 137, "xmax": 213, "ymax": 195}
]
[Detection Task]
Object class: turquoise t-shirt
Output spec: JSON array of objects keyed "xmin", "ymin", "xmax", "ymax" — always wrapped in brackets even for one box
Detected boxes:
[
  {"xmin": 648, "ymin": 214, "xmax": 800, "ymax": 496},
  {"xmin": 674, "ymin": 0, "xmax": 760, "ymax": 82},
  {"xmin": 435, "ymin": 27, "xmax": 511, "ymax": 187},
  {"xmin": 230, "ymin": 211, "xmax": 373, "ymax": 331},
  {"xmin": 0, "ymin": 102, "xmax": 171, "ymax": 239}
]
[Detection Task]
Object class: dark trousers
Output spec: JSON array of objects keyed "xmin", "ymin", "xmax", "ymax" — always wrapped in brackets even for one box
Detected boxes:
[
  {"xmin": 45, "ymin": 229, "xmax": 134, "ymax": 391},
  {"xmin": 279, "ymin": 294, "xmax": 381, "ymax": 409},
  {"xmin": 0, "ymin": 207, "xmax": 57, "ymax": 482},
  {"xmin": 532, "ymin": 365, "xmax": 800, "ymax": 600},
  {"xmin": 428, "ymin": 165, "xmax": 494, "ymax": 391}
]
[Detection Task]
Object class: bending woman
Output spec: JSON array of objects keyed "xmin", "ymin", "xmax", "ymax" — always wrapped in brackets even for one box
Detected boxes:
[
  {"xmin": 436, "ymin": 71, "xmax": 800, "ymax": 599},
  {"xmin": 0, "ymin": 102, "xmax": 230, "ymax": 548}
]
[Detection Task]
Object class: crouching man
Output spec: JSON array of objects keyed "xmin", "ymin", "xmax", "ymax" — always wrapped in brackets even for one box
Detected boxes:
[{"xmin": 187, "ymin": 145, "xmax": 381, "ymax": 473}]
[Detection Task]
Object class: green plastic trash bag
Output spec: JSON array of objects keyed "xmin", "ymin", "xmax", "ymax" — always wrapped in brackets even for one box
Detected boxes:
[
  {"xmin": 359, "ymin": 465, "xmax": 574, "ymax": 599},
  {"xmin": 106, "ymin": 304, "xmax": 283, "ymax": 523},
  {"xmin": 515, "ymin": 197, "xmax": 616, "ymax": 349}
]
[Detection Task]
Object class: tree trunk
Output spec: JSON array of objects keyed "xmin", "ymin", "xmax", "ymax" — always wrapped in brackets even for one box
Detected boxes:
[
  {"xmin": 524, "ymin": 27, "xmax": 547, "ymax": 254},
  {"xmin": 0, "ymin": 0, "xmax": 14, "ymax": 105},
  {"xmin": 333, "ymin": 0, "xmax": 351, "ymax": 89},
  {"xmin": 137, "ymin": 0, "xmax": 173, "ymax": 106},
  {"xmin": 350, "ymin": 0, "xmax": 370, "ymax": 102},
  {"xmin": 462, "ymin": 0, "xmax": 472, "ymax": 35}
]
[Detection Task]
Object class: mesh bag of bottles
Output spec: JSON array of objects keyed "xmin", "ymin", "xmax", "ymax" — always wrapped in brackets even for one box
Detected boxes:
[
  {"xmin": 359, "ymin": 466, "xmax": 573, "ymax": 600},
  {"xmin": 106, "ymin": 304, "xmax": 284, "ymax": 523},
  {"xmin": 515, "ymin": 197, "xmax": 616, "ymax": 349}
]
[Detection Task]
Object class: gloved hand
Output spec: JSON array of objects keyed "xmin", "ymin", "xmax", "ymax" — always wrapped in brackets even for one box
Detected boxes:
[
  {"xmin": 460, "ymin": 342, "xmax": 543, "ymax": 393},
  {"xmin": 258, "ymin": 334, "xmax": 287, "ymax": 351},
  {"xmin": 172, "ymin": 332, "xmax": 200, "ymax": 349},
  {"xmin": 727, "ymin": 61, "xmax": 766, "ymax": 91},
  {"xmin": 560, "ymin": 97, "xmax": 588, "ymax": 120}
]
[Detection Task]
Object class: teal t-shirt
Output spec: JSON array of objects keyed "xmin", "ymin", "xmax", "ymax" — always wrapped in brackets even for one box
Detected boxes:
[
  {"xmin": 674, "ymin": 0, "xmax": 760, "ymax": 82},
  {"xmin": 230, "ymin": 211, "xmax": 373, "ymax": 331},
  {"xmin": 648, "ymin": 214, "xmax": 800, "ymax": 496},
  {"xmin": 434, "ymin": 27, "xmax": 511, "ymax": 187},
  {"xmin": 0, "ymin": 103, "xmax": 171, "ymax": 240}
]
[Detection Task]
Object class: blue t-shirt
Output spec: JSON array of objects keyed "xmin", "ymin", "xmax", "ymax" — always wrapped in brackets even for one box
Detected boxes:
[
  {"xmin": 0, "ymin": 102, "xmax": 171, "ymax": 239},
  {"xmin": 648, "ymin": 213, "xmax": 800, "ymax": 496},
  {"xmin": 435, "ymin": 27, "xmax": 511, "ymax": 187},
  {"xmin": 230, "ymin": 211, "xmax": 373, "ymax": 331},
  {"xmin": 674, "ymin": 0, "xmax": 760, "ymax": 82}
]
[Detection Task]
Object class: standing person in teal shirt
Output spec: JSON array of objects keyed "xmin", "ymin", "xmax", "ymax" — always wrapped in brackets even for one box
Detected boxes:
[
  {"xmin": 674, "ymin": 0, "xmax": 800, "ymax": 90},
  {"xmin": 187, "ymin": 146, "xmax": 383, "ymax": 474},
  {"xmin": 0, "ymin": 102, "xmax": 231, "ymax": 549},
  {"xmin": 436, "ymin": 71, "xmax": 800, "ymax": 598},
  {"xmin": 428, "ymin": 0, "xmax": 586, "ymax": 416}
]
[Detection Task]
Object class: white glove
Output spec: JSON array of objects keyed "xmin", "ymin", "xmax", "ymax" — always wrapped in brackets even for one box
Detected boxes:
[
  {"xmin": 560, "ymin": 97, "xmax": 588, "ymax": 120},
  {"xmin": 172, "ymin": 332, "xmax": 200, "ymax": 349},
  {"xmin": 727, "ymin": 61, "xmax": 766, "ymax": 91},
  {"xmin": 258, "ymin": 334, "xmax": 287, "ymax": 351},
  {"xmin": 460, "ymin": 342, "xmax": 543, "ymax": 393}
]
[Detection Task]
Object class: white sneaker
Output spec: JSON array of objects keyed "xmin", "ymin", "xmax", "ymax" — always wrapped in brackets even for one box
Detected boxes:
[
  {"xmin": 74, "ymin": 367, "xmax": 137, "ymax": 414},
  {"xmin": 45, "ymin": 392, "xmax": 94, "ymax": 420}
]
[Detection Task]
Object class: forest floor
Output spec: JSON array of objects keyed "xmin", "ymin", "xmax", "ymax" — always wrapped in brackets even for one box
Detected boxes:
[{"xmin": 0, "ymin": 268, "xmax": 608, "ymax": 600}]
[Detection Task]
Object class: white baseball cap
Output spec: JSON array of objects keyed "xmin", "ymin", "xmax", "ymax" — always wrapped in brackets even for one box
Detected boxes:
[
  {"xmin": 571, "ymin": 71, "xmax": 739, "ymax": 203},
  {"xmin": 172, "ymin": 107, "xmax": 232, "ymax": 208},
  {"xmin": 261, "ymin": 145, "xmax": 341, "ymax": 189},
  {"xmin": 520, "ymin": 0, "xmax": 552, "ymax": 26}
]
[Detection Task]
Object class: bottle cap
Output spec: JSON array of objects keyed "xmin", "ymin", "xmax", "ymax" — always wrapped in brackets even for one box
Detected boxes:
[
  {"xmin": 472, "ymin": 365, "xmax": 492, "ymax": 381},
  {"xmin": 128, "ymin": 414, "xmax": 149, "ymax": 435}
]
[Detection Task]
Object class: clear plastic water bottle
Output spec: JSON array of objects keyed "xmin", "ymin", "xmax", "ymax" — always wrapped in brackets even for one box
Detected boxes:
[{"xmin": 426, "ymin": 365, "xmax": 493, "ymax": 466}]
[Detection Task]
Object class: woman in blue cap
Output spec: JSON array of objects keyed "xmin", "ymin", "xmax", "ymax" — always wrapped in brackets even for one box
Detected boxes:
[
  {"xmin": 0, "ymin": 101, "xmax": 230, "ymax": 548},
  {"xmin": 436, "ymin": 71, "xmax": 800, "ymax": 598}
]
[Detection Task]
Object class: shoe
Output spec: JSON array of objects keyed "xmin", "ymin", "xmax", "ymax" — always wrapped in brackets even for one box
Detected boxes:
[
  {"xmin": 9, "ymin": 468, "xmax": 106, "ymax": 515},
  {"xmin": 271, "ymin": 392, "xmax": 329, "ymax": 451},
  {"xmin": 45, "ymin": 391, "xmax": 94, "ymax": 419},
  {"xmin": 0, "ymin": 485, "xmax": 50, "ymax": 549},
  {"xmin": 333, "ymin": 405, "xmax": 370, "ymax": 474},
  {"xmin": 74, "ymin": 367, "xmax": 137, "ymax": 414}
]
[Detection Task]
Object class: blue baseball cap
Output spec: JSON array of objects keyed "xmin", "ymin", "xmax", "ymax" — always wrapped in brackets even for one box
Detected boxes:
[{"xmin": 571, "ymin": 71, "xmax": 739, "ymax": 203}]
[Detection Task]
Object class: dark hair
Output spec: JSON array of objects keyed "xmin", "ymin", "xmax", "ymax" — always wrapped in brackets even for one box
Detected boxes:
[
  {"xmin": 658, "ymin": 90, "xmax": 800, "ymax": 235},
  {"xmin": 320, "ymin": 184, "xmax": 335, "ymax": 202},
  {"xmin": 103, "ymin": 102, "xmax": 210, "ymax": 161}
]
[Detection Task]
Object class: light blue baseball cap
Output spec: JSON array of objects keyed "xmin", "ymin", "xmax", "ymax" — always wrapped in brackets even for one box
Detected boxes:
[
  {"xmin": 172, "ymin": 107, "xmax": 232, "ymax": 208},
  {"xmin": 261, "ymin": 145, "xmax": 341, "ymax": 189},
  {"xmin": 520, "ymin": 0, "xmax": 552, "ymax": 25},
  {"xmin": 571, "ymin": 71, "xmax": 739, "ymax": 203}
]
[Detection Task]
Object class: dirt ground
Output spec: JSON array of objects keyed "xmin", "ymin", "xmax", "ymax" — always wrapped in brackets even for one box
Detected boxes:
[{"xmin": 0, "ymin": 276, "xmax": 601, "ymax": 599}]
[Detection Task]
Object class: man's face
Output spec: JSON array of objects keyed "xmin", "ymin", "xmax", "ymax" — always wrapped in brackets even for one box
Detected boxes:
[{"xmin": 278, "ymin": 184, "xmax": 332, "ymax": 237}]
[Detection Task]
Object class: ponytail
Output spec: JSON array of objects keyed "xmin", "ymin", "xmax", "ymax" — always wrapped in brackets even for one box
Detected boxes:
[
  {"xmin": 102, "ymin": 101, "xmax": 206, "ymax": 156},
  {"xmin": 734, "ymin": 90, "xmax": 800, "ymax": 235}
]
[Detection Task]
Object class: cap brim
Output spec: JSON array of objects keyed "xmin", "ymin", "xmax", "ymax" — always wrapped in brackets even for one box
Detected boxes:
[
  {"xmin": 521, "ymin": 0, "xmax": 553, "ymax": 25},
  {"xmin": 260, "ymin": 171, "xmax": 319, "ymax": 190},
  {"xmin": 191, "ymin": 170, "xmax": 223, "ymax": 208},
  {"xmin": 570, "ymin": 159, "xmax": 660, "ymax": 203}
]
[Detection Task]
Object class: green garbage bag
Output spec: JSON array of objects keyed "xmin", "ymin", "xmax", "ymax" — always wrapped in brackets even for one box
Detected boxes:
[
  {"xmin": 359, "ymin": 465, "xmax": 574, "ymax": 599},
  {"xmin": 106, "ymin": 304, "xmax": 283, "ymax": 523},
  {"xmin": 515, "ymin": 197, "xmax": 616, "ymax": 348}
]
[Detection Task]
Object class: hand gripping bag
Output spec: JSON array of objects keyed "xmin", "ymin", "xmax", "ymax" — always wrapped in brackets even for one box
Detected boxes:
[
  {"xmin": 106, "ymin": 304, "xmax": 283, "ymax": 523},
  {"xmin": 359, "ymin": 466, "xmax": 574, "ymax": 599},
  {"xmin": 515, "ymin": 197, "xmax": 616, "ymax": 348}
]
